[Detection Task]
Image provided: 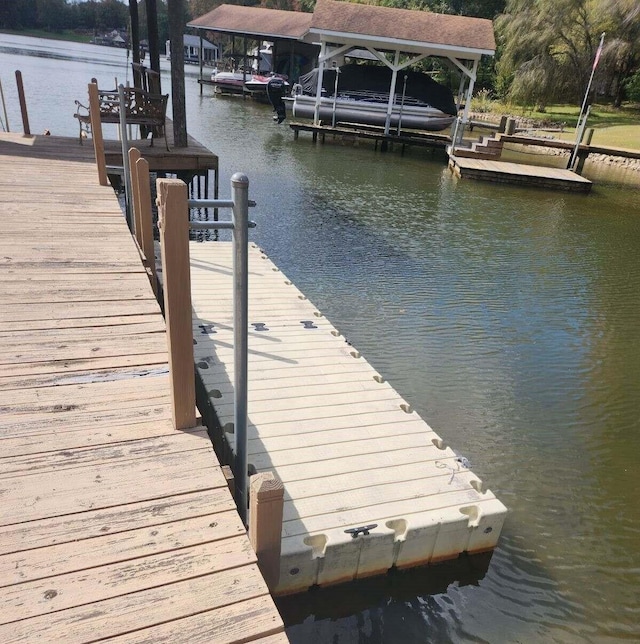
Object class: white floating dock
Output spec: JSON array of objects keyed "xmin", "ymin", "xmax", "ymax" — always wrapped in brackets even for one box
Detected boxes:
[{"xmin": 188, "ymin": 242, "xmax": 507, "ymax": 595}]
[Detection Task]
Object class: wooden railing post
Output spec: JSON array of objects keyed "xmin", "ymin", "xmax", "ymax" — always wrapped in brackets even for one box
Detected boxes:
[
  {"xmin": 88, "ymin": 82, "xmax": 108, "ymax": 186},
  {"xmin": 15, "ymin": 71, "xmax": 30, "ymax": 136},
  {"xmin": 156, "ymin": 178, "xmax": 196, "ymax": 429},
  {"xmin": 249, "ymin": 472, "xmax": 284, "ymax": 591},
  {"xmin": 128, "ymin": 147, "xmax": 142, "ymax": 242},
  {"xmin": 135, "ymin": 157, "xmax": 157, "ymax": 295}
]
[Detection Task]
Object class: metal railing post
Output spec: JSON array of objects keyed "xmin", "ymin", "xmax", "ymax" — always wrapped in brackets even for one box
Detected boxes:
[{"xmin": 231, "ymin": 172, "xmax": 250, "ymax": 525}]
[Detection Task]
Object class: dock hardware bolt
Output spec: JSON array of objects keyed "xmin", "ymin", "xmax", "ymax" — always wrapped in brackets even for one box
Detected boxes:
[{"xmin": 345, "ymin": 524, "xmax": 378, "ymax": 538}]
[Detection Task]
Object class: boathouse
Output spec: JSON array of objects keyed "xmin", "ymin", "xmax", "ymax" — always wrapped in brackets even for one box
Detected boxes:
[{"xmin": 188, "ymin": 0, "xmax": 495, "ymax": 134}]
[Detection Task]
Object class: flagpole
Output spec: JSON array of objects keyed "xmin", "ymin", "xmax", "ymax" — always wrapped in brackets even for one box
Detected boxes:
[{"xmin": 569, "ymin": 32, "xmax": 605, "ymax": 171}]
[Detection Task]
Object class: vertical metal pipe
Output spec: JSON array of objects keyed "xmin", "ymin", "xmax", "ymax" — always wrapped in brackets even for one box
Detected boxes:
[
  {"xmin": 118, "ymin": 85, "xmax": 132, "ymax": 230},
  {"xmin": 0, "ymin": 78, "xmax": 10, "ymax": 132},
  {"xmin": 15, "ymin": 70, "xmax": 30, "ymax": 135},
  {"xmin": 232, "ymin": 172, "xmax": 250, "ymax": 526}
]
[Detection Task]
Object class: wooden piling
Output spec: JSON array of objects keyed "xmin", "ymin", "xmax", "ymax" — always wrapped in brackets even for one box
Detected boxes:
[
  {"xmin": 15, "ymin": 71, "xmax": 30, "ymax": 136},
  {"xmin": 128, "ymin": 147, "xmax": 143, "ymax": 242},
  {"xmin": 88, "ymin": 82, "xmax": 108, "ymax": 186},
  {"xmin": 157, "ymin": 178, "xmax": 196, "ymax": 429},
  {"xmin": 249, "ymin": 472, "xmax": 284, "ymax": 591},
  {"xmin": 135, "ymin": 157, "xmax": 157, "ymax": 294}
]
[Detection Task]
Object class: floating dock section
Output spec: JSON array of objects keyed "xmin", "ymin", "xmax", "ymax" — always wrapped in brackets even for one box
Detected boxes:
[
  {"xmin": 448, "ymin": 155, "xmax": 592, "ymax": 192},
  {"xmin": 185, "ymin": 242, "xmax": 508, "ymax": 595}
]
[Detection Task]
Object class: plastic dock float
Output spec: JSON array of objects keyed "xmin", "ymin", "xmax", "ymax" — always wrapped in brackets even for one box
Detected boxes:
[{"xmin": 188, "ymin": 242, "xmax": 507, "ymax": 595}]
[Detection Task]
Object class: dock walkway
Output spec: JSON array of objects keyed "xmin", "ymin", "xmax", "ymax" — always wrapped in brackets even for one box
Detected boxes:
[
  {"xmin": 0, "ymin": 134, "xmax": 286, "ymax": 642},
  {"xmin": 182, "ymin": 241, "xmax": 507, "ymax": 596}
]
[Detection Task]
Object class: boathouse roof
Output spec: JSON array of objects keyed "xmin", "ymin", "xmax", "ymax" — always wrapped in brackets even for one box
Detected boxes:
[
  {"xmin": 188, "ymin": 4, "xmax": 313, "ymax": 41},
  {"xmin": 311, "ymin": 0, "xmax": 495, "ymax": 56},
  {"xmin": 188, "ymin": 1, "xmax": 495, "ymax": 58}
]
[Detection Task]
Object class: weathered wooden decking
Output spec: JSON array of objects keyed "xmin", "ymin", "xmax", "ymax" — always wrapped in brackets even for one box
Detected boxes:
[
  {"xmin": 177, "ymin": 241, "xmax": 507, "ymax": 596},
  {"xmin": 0, "ymin": 124, "xmax": 218, "ymax": 175},
  {"xmin": 448, "ymin": 155, "xmax": 592, "ymax": 192},
  {"xmin": 0, "ymin": 134, "xmax": 286, "ymax": 642}
]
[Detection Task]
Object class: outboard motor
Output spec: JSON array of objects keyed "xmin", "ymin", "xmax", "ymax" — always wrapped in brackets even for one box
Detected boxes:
[{"xmin": 266, "ymin": 77, "xmax": 286, "ymax": 124}]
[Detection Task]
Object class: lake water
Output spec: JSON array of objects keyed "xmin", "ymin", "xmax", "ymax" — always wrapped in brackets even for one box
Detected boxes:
[{"xmin": 2, "ymin": 34, "xmax": 640, "ymax": 643}]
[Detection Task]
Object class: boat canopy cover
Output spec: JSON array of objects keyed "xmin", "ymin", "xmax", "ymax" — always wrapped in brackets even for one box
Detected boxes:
[{"xmin": 297, "ymin": 64, "xmax": 457, "ymax": 115}]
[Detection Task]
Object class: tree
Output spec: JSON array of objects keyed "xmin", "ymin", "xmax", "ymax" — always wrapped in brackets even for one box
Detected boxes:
[
  {"xmin": 600, "ymin": 0, "xmax": 640, "ymax": 106},
  {"xmin": 496, "ymin": 0, "xmax": 640, "ymax": 108}
]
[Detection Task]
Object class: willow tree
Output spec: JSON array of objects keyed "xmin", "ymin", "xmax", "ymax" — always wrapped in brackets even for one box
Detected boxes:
[
  {"xmin": 600, "ymin": 0, "xmax": 640, "ymax": 106},
  {"xmin": 497, "ymin": 0, "xmax": 640, "ymax": 108},
  {"xmin": 496, "ymin": 0, "xmax": 603, "ymax": 109}
]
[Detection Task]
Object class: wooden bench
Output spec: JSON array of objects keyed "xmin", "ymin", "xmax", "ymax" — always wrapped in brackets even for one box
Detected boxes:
[{"xmin": 74, "ymin": 85, "xmax": 169, "ymax": 150}]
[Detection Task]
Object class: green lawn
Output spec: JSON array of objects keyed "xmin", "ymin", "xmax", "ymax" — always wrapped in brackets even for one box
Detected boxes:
[
  {"xmin": 0, "ymin": 28, "xmax": 92, "ymax": 44},
  {"xmin": 472, "ymin": 100, "xmax": 640, "ymax": 151}
]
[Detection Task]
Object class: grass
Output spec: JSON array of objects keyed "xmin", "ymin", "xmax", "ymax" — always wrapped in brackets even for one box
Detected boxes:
[
  {"xmin": 0, "ymin": 28, "xmax": 93, "ymax": 44},
  {"xmin": 470, "ymin": 95, "xmax": 640, "ymax": 150},
  {"xmin": 552, "ymin": 124, "xmax": 640, "ymax": 149}
]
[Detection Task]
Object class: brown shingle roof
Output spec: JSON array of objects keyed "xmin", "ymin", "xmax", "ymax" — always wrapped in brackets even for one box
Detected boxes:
[
  {"xmin": 188, "ymin": 4, "xmax": 313, "ymax": 40},
  {"xmin": 310, "ymin": 0, "xmax": 495, "ymax": 53}
]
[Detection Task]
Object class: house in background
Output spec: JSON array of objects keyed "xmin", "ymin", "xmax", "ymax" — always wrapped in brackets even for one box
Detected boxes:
[{"xmin": 166, "ymin": 34, "xmax": 219, "ymax": 65}]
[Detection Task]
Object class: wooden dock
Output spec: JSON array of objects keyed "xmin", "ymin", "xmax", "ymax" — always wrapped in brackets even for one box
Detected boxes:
[
  {"xmin": 172, "ymin": 240, "xmax": 507, "ymax": 596},
  {"xmin": 0, "ymin": 125, "xmax": 218, "ymax": 179},
  {"xmin": 290, "ymin": 121, "xmax": 450, "ymax": 153},
  {"xmin": 0, "ymin": 134, "xmax": 287, "ymax": 643},
  {"xmin": 448, "ymin": 155, "xmax": 592, "ymax": 192}
]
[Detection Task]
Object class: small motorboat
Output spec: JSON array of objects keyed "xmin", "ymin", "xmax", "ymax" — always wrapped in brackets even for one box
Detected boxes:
[{"xmin": 210, "ymin": 70, "xmax": 247, "ymax": 94}]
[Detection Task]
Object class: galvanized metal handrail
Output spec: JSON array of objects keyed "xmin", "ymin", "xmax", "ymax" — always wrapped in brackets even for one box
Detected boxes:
[{"xmin": 187, "ymin": 174, "xmax": 253, "ymax": 526}]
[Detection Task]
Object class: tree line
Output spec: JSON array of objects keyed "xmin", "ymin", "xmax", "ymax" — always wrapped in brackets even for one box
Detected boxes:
[{"xmin": 2, "ymin": 0, "xmax": 639, "ymax": 106}]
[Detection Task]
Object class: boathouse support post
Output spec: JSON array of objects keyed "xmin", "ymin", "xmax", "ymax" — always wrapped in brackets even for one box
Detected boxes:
[
  {"xmin": 249, "ymin": 472, "xmax": 284, "ymax": 591},
  {"xmin": 88, "ymin": 82, "xmax": 108, "ymax": 186},
  {"xmin": 145, "ymin": 0, "xmax": 161, "ymax": 84},
  {"xmin": 128, "ymin": 0, "xmax": 141, "ymax": 66},
  {"xmin": 15, "ymin": 71, "xmax": 30, "ymax": 136},
  {"xmin": 314, "ymin": 42, "xmax": 327, "ymax": 125},
  {"xmin": 168, "ymin": 0, "xmax": 188, "ymax": 147},
  {"xmin": 156, "ymin": 178, "xmax": 197, "ymax": 430},
  {"xmin": 460, "ymin": 59, "xmax": 478, "ymax": 135},
  {"xmin": 384, "ymin": 51, "xmax": 400, "ymax": 136}
]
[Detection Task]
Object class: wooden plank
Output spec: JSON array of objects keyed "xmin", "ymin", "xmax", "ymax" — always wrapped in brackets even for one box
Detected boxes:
[
  {"xmin": 110, "ymin": 595, "xmax": 283, "ymax": 644},
  {"xmin": 0, "ymin": 364, "xmax": 169, "ymax": 391},
  {"xmin": 0, "ymin": 374, "xmax": 170, "ymax": 407},
  {"xmin": 0, "ymin": 490, "xmax": 234, "ymax": 554},
  {"xmin": 0, "ymin": 430, "xmax": 209, "ymax": 478},
  {"xmin": 0, "ymin": 300, "xmax": 160, "ymax": 322},
  {"xmin": 0, "ymin": 535, "xmax": 256, "ymax": 624},
  {"xmin": 0, "ymin": 509, "xmax": 244, "ymax": 587},
  {"xmin": 0, "ymin": 442, "xmax": 219, "ymax": 524},
  {"xmin": 0, "ymin": 565, "xmax": 275, "ymax": 644},
  {"xmin": 0, "ymin": 352, "xmax": 169, "ymax": 378}
]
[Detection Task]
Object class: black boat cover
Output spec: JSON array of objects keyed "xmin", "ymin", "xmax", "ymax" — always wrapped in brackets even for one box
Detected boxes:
[{"xmin": 297, "ymin": 64, "xmax": 457, "ymax": 116}]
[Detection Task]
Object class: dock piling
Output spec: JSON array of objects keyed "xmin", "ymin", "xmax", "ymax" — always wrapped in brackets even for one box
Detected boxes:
[
  {"xmin": 134, "ymin": 156, "xmax": 158, "ymax": 294},
  {"xmin": 249, "ymin": 472, "xmax": 285, "ymax": 591},
  {"xmin": 88, "ymin": 82, "xmax": 108, "ymax": 186},
  {"xmin": 15, "ymin": 71, "xmax": 30, "ymax": 136},
  {"xmin": 157, "ymin": 178, "xmax": 197, "ymax": 430}
]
